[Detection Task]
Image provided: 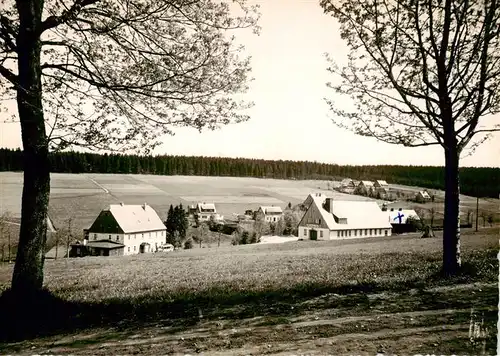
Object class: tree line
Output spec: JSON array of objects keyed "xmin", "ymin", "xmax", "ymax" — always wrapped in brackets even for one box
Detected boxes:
[{"xmin": 0, "ymin": 148, "xmax": 498, "ymax": 198}]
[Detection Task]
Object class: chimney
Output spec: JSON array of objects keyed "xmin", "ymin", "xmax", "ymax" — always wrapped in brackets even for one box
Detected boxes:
[
  {"xmin": 120, "ymin": 202, "xmax": 124, "ymax": 206},
  {"xmin": 325, "ymin": 198, "xmax": 334, "ymax": 213},
  {"xmin": 142, "ymin": 203, "xmax": 147, "ymax": 210}
]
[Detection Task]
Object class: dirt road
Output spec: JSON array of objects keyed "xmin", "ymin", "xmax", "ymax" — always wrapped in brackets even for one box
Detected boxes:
[{"xmin": 2, "ymin": 282, "xmax": 496, "ymax": 355}]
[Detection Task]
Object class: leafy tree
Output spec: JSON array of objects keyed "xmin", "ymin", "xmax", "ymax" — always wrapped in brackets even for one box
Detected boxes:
[
  {"xmin": 0, "ymin": 0, "xmax": 259, "ymax": 295},
  {"xmin": 275, "ymin": 218, "xmax": 286, "ymax": 236},
  {"xmin": 321, "ymin": 0, "xmax": 500, "ymax": 275}
]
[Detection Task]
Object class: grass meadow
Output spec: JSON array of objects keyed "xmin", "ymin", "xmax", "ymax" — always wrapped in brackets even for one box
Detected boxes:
[{"xmin": 0, "ymin": 228, "xmax": 497, "ymax": 354}]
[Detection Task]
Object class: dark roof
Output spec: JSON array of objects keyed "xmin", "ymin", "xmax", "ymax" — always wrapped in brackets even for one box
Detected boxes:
[{"xmin": 86, "ymin": 241, "xmax": 125, "ymax": 249}]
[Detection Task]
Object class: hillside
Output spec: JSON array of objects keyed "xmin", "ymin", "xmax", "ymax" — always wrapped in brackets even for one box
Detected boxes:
[
  {"xmin": 1, "ymin": 148, "xmax": 499, "ymax": 198},
  {"xmin": 1, "ymin": 172, "xmax": 498, "ymax": 247}
]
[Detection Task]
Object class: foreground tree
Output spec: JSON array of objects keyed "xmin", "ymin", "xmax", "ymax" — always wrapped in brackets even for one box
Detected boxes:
[
  {"xmin": 321, "ymin": 0, "xmax": 500, "ymax": 275},
  {"xmin": 0, "ymin": 0, "xmax": 259, "ymax": 295}
]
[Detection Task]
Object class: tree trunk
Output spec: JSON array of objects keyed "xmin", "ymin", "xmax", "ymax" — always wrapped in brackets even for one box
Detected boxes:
[
  {"xmin": 11, "ymin": 0, "xmax": 50, "ymax": 295},
  {"xmin": 442, "ymin": 146, "xmax": 461, "ymax": 276}
]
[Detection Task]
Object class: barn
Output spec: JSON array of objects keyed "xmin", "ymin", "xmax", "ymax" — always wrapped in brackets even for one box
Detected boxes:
[{"xmin": 298, "ymin": 193, "xmax": 392, "ymax": 240}]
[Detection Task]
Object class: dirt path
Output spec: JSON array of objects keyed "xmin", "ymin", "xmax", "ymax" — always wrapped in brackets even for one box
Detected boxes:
[{"xmin": 2, "ymin": 282, "xmax": 496, "ymax": 355}]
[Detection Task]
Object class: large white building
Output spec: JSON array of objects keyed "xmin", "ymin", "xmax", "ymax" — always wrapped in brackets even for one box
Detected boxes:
[
  {"xmin": 298, "ymin": 193, "xmax": 392, "ymax": 240},
  {"xmin": 85, "ymin": 203, "xmax": 167, "ymax": 256}
]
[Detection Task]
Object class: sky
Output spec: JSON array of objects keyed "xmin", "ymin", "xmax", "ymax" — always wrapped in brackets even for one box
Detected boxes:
[{"xmin": 0, "ymin": 0, "xmax": 498, "ymax": 167}]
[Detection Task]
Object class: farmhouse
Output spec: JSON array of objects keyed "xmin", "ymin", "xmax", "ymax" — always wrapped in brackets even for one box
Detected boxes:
[
  {"xmin": 195, "ymin": 202, "xmax": 223, "ymax": 221},
  {"xmin": 256, "ymin": 206, "xmax": 284, "ymax": 222},
  {"xmin": 356, "ymin": 180, "xmax": 375, "ymax": 195},
  {"xmin": 340, "ymin": 178, "xmax": 355, "ymax": 188},
  {"xmin": 415, "ymin": 190, "xmax": 432, "ymax": 202},
  {"xmin": 85, "ymin": 203, "xmax": 166, "ymax": 256},
  {"xmin": 298, "ymin": 193, "xmax": 392, "ymax": 240},
  {"xmin": 374, "ymin": 180, "xmax": 389, "ymax": 188}
]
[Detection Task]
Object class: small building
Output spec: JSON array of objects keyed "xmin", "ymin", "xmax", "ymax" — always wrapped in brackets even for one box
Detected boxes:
[
  {"xmin": 415, "ymin": 190, "xmax": 431, "ymax": 203},
  {"xmin": 298, "ymin": 193, "xmax": 392, "ymax": 240},
  {"xmin": 388, "ymin": 208, "xmax": 421, "ymax": 233},
  {"xmin": 374, "ymin": 180, "xmax": 389, "ymax": 188},
  {"xmin": 196, "ymin": 202, "xmax": 223, "ymax": 221},
  {"xmin": 340, "ymin": 178, "xmax": 355, "ymax": 188},
  {"xmin": 85, "ymin": 202, "xmax": 167, "ymax": 256},
  {"xmin": 256, "ymin": 206, "xmax": 284, "ymax": 223},
  {"xmin": 356, "ymin": 180, "xmax": 375, "ymax": 195}
]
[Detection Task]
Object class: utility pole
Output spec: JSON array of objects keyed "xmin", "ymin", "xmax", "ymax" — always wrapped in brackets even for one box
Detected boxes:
[
  {"xmin": 55, "ymin": 231, "xmax": 59, "ymax": 260},
  {"xmin": 66, "ymin": 218, "xmax": 73, "ymax": 259},
  {"xmin": 475, "ymin": 197, "xmax": 479, "ymax": 232},
  {"xmin": 7, "ymin": 230, "xmax": 11, "ymax": 263}
]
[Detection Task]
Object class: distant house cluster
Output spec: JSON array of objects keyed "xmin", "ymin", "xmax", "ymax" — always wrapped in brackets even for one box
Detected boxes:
[
  {"xmin": 340, "ymin": 178, "xmax": 389, "ymax": 197},
  {"xmin": 59, "ymin": 184, "xmax": 426, "ymax": 259}
]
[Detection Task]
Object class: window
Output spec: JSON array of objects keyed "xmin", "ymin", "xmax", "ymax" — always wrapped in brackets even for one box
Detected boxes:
[
  {"xmin": 349, "ymin": 230, "xmax": 351, "ymax": 237},
  {"xmin": 320, "ymin": 230, "xmax": 323, "ymax": 238},
  {"xmin": 369, "ymin": 229, "xmax": 372, "ymax": 235},
  {"xmin": 108, "ymin": 235, "xmax": 111, "ymax": 240},
  {"xmin": 116, "ymin": 235, "xmax": 119, "ymax": 241},
  {"xmin": 134, "ymin": 246, "xmax": 136, "ymax": 251},
  {"xmin": 337, "ymin": 231, "xmax": 339, "ymax": 237},
  {"xmin": 273, "ymin": 217, "xmax": 276, "ymax": 222},
  {"xmin": 374, "ymin": 229, "xmax": 377, "ymax": 236},
  {"xmin": 354, "ymin": 230, "xmax": 357, "ymax": 236},
  {"xmin": 303, "ymin": 229, "xmax": 307, "ymax": 236},
  {"xmin": 142, "ymin": 233, "xmax": 144, "ymax": 239},
  {"xmin": 161, "ymin": 231, "xmax": 163, "ymax": 236},
  {"xmin": 93, "ymin": 233, "xmax": 97, "ymax": 239},
  {"xmin": 385, "ymin": 229, "xmax": 388, "ymax": 236},
  {"xmin": 319, "ymin": 219, "xmax": 322, "ymax": 225},
  {"xmin": 128, "ymin": 247, "xmax": 130, "ymax": 252},
  {"xmin": 379, "ymin": 229, "xmax": 382, "ymax": 235},
  {"xmin": 360, "ymin": 229, "xmax": 363, "ymax": 236},
  {"xmin": 365, "ymin": 229, "xmax": 368, "ymax": 235}
]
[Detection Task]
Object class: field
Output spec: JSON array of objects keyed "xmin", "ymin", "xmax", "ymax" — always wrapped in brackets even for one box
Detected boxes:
[
  {"xmin": 0, "ymin": 227, "xmax": 498, "ymax": 354},
  {"xmin": 0, "ymin": 172, "xmax": 376, "ymax": 235},
  {"xmin": 1, "ymin": 172, "xmax": 498, "ymax": 238}
]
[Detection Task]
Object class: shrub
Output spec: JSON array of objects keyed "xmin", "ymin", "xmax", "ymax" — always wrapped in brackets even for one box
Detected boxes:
[{"xmin": 184, "ymin": 238, "xmax": 193, "ymax": 249}]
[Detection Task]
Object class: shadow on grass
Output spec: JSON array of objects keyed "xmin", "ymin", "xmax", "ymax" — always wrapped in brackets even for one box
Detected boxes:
[{"xmin": 0, "ymin": 259, "xmax": 496, "ymax": 344}]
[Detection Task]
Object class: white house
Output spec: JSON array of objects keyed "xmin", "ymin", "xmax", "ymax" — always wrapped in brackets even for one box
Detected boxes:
[
  {"xmin": 86, "ymin": 203, "xmax": 167, "ymax": 256},
  {"xmin": 356, "ymin": 180, "xmax": 375, "ymax": 195},
  {"xmin": 340, "ymin": 178, "xmax": 355, "ymax": 188},
  {"xmin": 416, "ymin": 190, "xmax": 432, "ymax": 202},
  {"xmin": 374, "ymin": 180, "xmax": 389, "ymax": 188},
  {"xmin": 298, "ymin": 193, "xmax": 392, "ymax": 240},
  {"xmin": 196, "ymin": 202, "xmax": 223, "ymax": 221},
  {"xmin": 388, "ymin": 208, "xmax": 420, "ymax": 224},
  {"xmin": 256, "ymin": 206, "xmax": 284, "ymax": 223}
]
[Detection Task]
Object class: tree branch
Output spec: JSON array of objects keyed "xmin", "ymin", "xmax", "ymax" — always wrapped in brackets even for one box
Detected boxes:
[{"xmin": 41, "ymin": 0, "xmax": 99, "ymax": 33}]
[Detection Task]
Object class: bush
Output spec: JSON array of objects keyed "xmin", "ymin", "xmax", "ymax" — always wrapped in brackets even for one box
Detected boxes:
[{"xmin": 184, "ymin": 238, "xmax": 193, "ymax": 249}]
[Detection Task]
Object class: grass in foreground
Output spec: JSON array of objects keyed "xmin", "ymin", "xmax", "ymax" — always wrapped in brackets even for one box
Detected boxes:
[{"xmin": 0, "ymin": 231, "xmax": 497, "ymax": 345}]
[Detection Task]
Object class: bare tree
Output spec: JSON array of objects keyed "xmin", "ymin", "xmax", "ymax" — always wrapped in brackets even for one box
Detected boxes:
[
  {"xmin": 0, "ymin": 0, "xmax": 259, "ymax": 294},
  {"xmin": 322, "ymin": 0, "xmax": 500, "ymax": 275}
]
